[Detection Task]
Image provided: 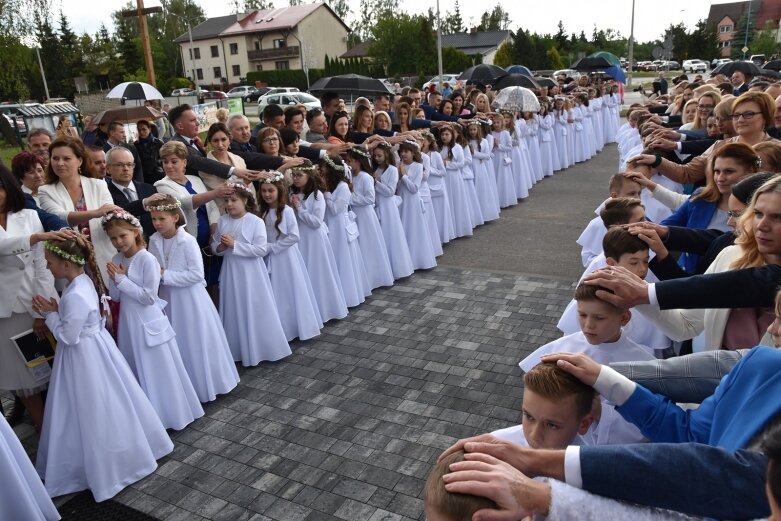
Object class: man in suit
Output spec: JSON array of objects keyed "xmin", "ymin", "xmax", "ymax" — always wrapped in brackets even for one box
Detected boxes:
[
  {"xmin": 229, "ymin": 112, "xmax": 324, "ymax": 165},
  {"xmin": 733, "ymin": 71, "xmax": 750, "ymax": 96},
  {"xmin": 102, "ymin": 121, "xmax": 144, "ymax": 184},
  {"xmin": 167, "ymin": 104, "xmax": 276, "ymax": 179},
  {"xmin": 104, "ymin": 147, "xmax": 159, "ymax": 239}
]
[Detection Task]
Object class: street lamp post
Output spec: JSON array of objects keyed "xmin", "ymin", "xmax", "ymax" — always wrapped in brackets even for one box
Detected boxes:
[
  {"xmin": 627, "ymin": 0, "xmax": 635, "ymax": 86},
  {"xmin": 35, "ymin": 47, "xmax": 50, "ymax": 100},
  {"xmin": 436, "ymin": 0, "xmax": 443, "ymax": 92},
  {"xmin": 169, "ymin": 12, "xmax": 198, "ymax": 84}
]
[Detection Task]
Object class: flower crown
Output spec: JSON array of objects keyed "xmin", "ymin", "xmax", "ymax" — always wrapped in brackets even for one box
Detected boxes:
[
  {"xmin": 400, "ymin": 139, "xmax": 420, "ymax": 150},
  {"xmin": 147, "ymin": 199, "xmax": 182, "ymax": 212},
  {"xmin": 260, "ymin": 171, "xmax": 285, "ymax": 184},
  {"xmin": 350, "ymin": 147, "xmax": 370, "ymax": 159},
  {"xmin": 376, "ymin": 141, "xmax": 393, "ymax": 150},
  {"xmin": 101, "ymin": 210, "xmax": 142, "ymax": 230},
  {"xmin": 45, "ymin": 241, "xmax": 86, "ymax": 265},
  {"xmin": 322, "ymin": 155, "xmax": 345, "ymax": 172},
  {"xmin": 290, "ymin": 164, "xmax": 316, "ymax": 172},
  {"xmin": 420, "ymin": 131, "xmax": 434, "ymax": 139}
]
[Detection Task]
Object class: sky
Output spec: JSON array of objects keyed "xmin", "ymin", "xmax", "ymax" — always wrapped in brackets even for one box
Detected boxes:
[{"xmin": 57, "ymin": 0, "xmax": 729, "ymax": 44}]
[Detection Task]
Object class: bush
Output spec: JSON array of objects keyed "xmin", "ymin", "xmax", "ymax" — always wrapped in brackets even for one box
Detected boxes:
[{"xmin": 246, "ymin": 69, "xmax": 326, "ymax": 91}]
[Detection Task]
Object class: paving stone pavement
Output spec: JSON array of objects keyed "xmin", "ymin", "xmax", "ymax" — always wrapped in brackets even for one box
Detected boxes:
[
  {"xmin": 8, "ymin": 145, "xmax": 617, "ymax": 520},
  {"xmin": 108, "ymin": 268, "xmax": 575, "ymax": 521}
]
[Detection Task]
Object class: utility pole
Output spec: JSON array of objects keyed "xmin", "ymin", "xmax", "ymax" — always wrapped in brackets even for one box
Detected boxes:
[
  {"xmin": 122, "ymin": 0, "xmax": 163, "ymax": 86},
  {"xmin": 36, "ymin": 47, "xmax": 50, "ymax": 100},
  {"xmin": 627, "ymin": 0, "xmax": 635, "ymax": 86},
  {"xmin": 436, "ymin": 0, "xmax": 443, "ymax": 91}
]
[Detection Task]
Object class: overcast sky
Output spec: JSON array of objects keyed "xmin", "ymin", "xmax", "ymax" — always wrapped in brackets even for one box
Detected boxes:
[{"xmin": 57, "ymin": 0, "xmax": 729, "ymax": 44}]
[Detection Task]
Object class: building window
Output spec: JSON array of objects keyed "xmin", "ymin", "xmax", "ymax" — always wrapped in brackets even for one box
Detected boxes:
[
  {"xmin": 273, "ymin": 39, "xmax": 287, "ymax": 49},
  {"xmin": 232, "ymin": 64, "xmax": 241, "ymax": 76},
  {"xmin": 229, "ymin": 43, "xmax": 238, "ymax": 55},
  {"xmin": 275, "ymin": 61, "xmax": 290, "ymax": 70},
  {"xmin": 196, "ymin": 68, "xmax": 203, "ymax": 80},
  {"xmin": 256, "ymin": 64, "xmax": 263, "ymax": 71},
  {"xmin": 189, "ymin": 48, "xmax": 200, "ymax": 59},
  {"xmin": 213, "ymin": 66, "xmax": 221, "ymax": 78},
  {"xmin": 720, "ymin": 25, "xmax": 732, "ymax": 32},
  {"xmin": 210, "ymin": 45, "xmax": 219, "ymax": 58},
  {"xmin": 254, "ymin": 41, "xmax": 260, "ymax": 50}
]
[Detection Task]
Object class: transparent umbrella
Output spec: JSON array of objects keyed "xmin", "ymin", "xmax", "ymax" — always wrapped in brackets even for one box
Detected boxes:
[{"xmin": 492, "ymin": 87, "xmax": 540, "ymax": 112}]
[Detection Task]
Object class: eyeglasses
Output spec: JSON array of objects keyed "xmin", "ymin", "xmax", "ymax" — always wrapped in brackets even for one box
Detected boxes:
[
  {"xmin": 261, "ymin": 137, "xmax": 279, "ymax": 143},
  {"xmin": 732, "ymin": 111, "xmax": 758, "ymax": 121},
  {"xmin": 727, "ymin": 210, "xmax": 743, "ymax": 219},
  {"xmin": 109, "ymin": 162, "xmax": 135, "ymax": 169},
  {"xmin": 697, "ymin": 104, "xmax": 714, "ymax": 111}
]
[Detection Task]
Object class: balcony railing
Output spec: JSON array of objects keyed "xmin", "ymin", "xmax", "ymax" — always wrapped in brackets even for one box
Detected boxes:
[{"xmin": 247, "ymin": 46, "xmax": 299, "ymax": 61}]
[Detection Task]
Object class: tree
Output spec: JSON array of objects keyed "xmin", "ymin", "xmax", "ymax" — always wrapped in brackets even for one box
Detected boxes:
[
  {"xmin": 112, "ymin": 3, "xmax": 144, "ymax": 78},
  {"xmin": 231, "ymin": 0, "xmax": 273, "ymax": 12},
  {"xmin": 442, "ymin": 47, "xmax": 473, "ymax": 72},
  {"xmin": 477, "ymin": 5, "xmax": 510, "ymax": 32},
  {"xmin": 493, "ymin": 41, "xmax": 513, "ymax": 68},
  {"xmin": 368, "ymin": 13, "xmax": 435, "ymax": 75},
  {"xmin": 547, "ymin": 47, "xmax": 565, "ymax": 69},
  {"xmin": 687, "ymin": 18, "xmax": 719, "ymax": 62},
  {"xmin": 554, "ymin": 20, "xmax": 568, "ymax": 50},
  {"xmin": 750, "ymin": 20, "xmax": 779, "ymax": 57},
  {"xmin": 326, "ymin": 0, "xmax": 350, "ymax": 21},
  {"xmin": 444, "ymin": 1, "xmax": 464, "ymax": 34},
  {"xmin": 358, "ymin": 0, "xmax": 399, "ymax": 41}
]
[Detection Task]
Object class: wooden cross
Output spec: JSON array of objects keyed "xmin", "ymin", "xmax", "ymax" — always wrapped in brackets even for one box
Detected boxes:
[{"xmin": 121, "ymin": 0, "xmax": 163, "ymax": 86}]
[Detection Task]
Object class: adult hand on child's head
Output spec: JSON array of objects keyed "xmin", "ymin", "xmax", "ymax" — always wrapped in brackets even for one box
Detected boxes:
[
  {"xmin": 442, "ymin": 452, "xmax": 551, "ymax": 520},
  {"xmin": 583, "ymin": 266, "xmax": 650, "ymax": 308},
  {"xmin": 626, "ymin": 224, "xmax": 669, "ymax": 259},
  {"xmin": 540, "ymin": 353, "xmax": 602, "ymax": 386},
  {"xmin": 623, "ymin": 171, "xmax": 656, "ymax": 190},
  {"xmin": 438, "ymin": 434, "xmax": 533, "ymax": 475},
  {"xmin": 648, "ymin": 138, "xmax": 677, "ymax": 152},
  {"xmin": 624, "ymin": 220, "xmax": 669, "ymax": 240}
]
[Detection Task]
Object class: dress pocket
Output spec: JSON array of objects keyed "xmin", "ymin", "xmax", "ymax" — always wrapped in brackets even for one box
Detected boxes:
[{"xmin": 142, "ymin": 316, "xmax": 176, "ymax": 346}]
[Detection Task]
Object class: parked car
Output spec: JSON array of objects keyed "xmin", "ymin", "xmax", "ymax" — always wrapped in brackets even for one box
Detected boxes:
[
  {"xmin": 683, "ymin": 59, "xmax": 708, "ymax": 73},
  {"xmin": 171, "ymin": 88, "xmax": 194, "ymax": 96},
  {"xmin": 712, "ymin": 57, "xmax": 732, "ymax": 68},
  {"xmin": 257, "ymin": 92, "xmax": 321, "ymax": 116},
  {"xmin": 264, "ymin": 87, "xmax": 300, "ymax": 96},
  {"xmin": 751, "ymin": 54, "xmax": 767, "ymax": 66},
  {"xmin": 552, "ymin": 69, "xmax": 581, "ymax": 80},
  {"xmin": 200, "ymin": 91, "xmax": 228, "ymax": 101},
  {"xmin": 422, "ymin": 74, "xmax": 461, "ymax": 91},
  {"xmin": 227, "ymin": 86, "xmax": 256, "ymax": 99},
  {"xmin": 243, "ymin": 87, "xmax": 271, "ymax": 103}
]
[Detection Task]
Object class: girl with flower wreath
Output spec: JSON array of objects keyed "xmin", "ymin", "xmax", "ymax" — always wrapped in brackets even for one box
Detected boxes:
[
  {"xmin": 103, "ymin": 210, "xmax": 203, "ymax": 430},
  {"xmin": 258, "ymin": 175, "xmax": 324, "ymax": 341},
  {"xmin": 345, "ymin": 146, "xmax": 395, "ymax": 289},
  {"xmin": 212, "ymin": 183, "xmax": 291, "ymax": 365},
  {"xmin": 146, "ymin": 195, "xmax": 239, "ymax": 402},
  {"xmin": 321, "ymin": 154, "xmax": 372, "ymax": 306},
  {"xmin": 397, "ymin": 140, "xmax": 438, "ymax": 270},
  {"xmin": 437, "ymin": 125, "xmax": 476, "ymax": 238},
  {"xmin": 371, "ymin": 142, "xmax": 414, "ymax": 279},
  {"xmin": 288, "ymin": 160, "xmax": 348, "ymax": 322},
  {"xmin": 32, "ymin": 233, "xmax": 173, "ymax": 502}
]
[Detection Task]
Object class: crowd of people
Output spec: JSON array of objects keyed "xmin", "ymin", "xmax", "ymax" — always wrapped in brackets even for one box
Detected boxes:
[
  {"xmin": 424, "ymin": 75, "xmax": 781, "ymax": 520},
  {"xmin": 0, "ymin": 78, "xmax": 620, "ymax": 518}
]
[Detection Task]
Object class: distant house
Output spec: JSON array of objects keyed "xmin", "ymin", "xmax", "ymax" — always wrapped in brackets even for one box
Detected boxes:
[
  {"xmin": 339, "ymin": 29, "xmax": 513, "ymax": 65},
  {"xmin": 175, "ymin": 3, "xmax": 350, "ymax": 88},
  {"xmin": 441, "ymin": 30, "xmax": 514, "ymax": 65},
  {"xmin": 706, "ymin": 0, "xmax": 781, "ymax": 57}
]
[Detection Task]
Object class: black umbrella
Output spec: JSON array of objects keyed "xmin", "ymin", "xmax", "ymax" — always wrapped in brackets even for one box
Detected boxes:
[
  {"xmin": 308, "ymin": 74, "xmax": 393, "ymax": 96},
  {"xmin": 533, "ymin": 77, "xmax": 557, "ymax": 88},
  {"xmin": 764, "ymin": 59, "xmax": 781, "ymax": 71},
  {"xmin": 458, "ymin": 64, "xmax": 507, "ymax": 83},
  {"xmin": 759, "ymin": 68, "xmax": 781, "ymax": 80},
  {"xmin": 571, "ymin": 56, "xmax": 612, "ymax": 71},
  {"xmin": 493, "ymin": 74, "xmax": 540, "ymax": 90},
  {"xmin": 711, "ymin": 61, "xmax": 763, "ymax": 77}
]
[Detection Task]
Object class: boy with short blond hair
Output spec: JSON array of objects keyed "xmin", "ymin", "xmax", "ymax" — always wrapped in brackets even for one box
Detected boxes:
[{"xmin": 424, "ymin": 451, "xmax": 497, "ymax": 521}]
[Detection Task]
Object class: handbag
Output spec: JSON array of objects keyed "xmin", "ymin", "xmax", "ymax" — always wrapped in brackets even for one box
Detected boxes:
[{"xmin": 142, "ymin": 316, "xmax": 176, "ymax": 347}]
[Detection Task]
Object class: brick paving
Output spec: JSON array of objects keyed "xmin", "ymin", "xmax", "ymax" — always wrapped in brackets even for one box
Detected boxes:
[{"xmin": 105, "ymin": 268, "xmax": 574, "ymax": 521}]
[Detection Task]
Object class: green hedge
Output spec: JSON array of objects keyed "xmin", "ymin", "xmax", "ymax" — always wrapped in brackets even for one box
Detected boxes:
[{"xmin": 246, "ymin": 69, "xmax": 326, "ymax": 91}]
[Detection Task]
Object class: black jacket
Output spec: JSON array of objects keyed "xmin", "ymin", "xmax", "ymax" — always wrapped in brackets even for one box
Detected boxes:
[{"xmin": 106, "ymin": 180, "xmax": 158, "ymax": 239}]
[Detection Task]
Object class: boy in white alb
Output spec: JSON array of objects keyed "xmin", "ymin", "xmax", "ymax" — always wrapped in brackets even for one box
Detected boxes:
[
  {"xmin": 559, "ymin": 227, "xmax": 672, "ymax": 355},
  {"xmin": 576, "ymin": 176, "xmax": 642, "ymax": 267}
]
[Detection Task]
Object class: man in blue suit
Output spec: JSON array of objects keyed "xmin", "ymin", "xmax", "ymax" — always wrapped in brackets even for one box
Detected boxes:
[{"xmin": 440, "ymin": 346, "xmax": 780, "ymax": 519}]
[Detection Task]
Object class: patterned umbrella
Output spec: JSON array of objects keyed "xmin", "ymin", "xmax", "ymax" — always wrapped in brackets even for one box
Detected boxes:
[
  {"xmin": 106, "ymin": 81, "xmax": 165, "ymax": 101},
  {"xmin": 492, "ymin": 87, "xmax": 540, "ymax": 112}
]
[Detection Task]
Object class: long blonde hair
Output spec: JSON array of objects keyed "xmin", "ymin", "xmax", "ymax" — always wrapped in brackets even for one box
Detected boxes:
[{"xmin": 732, "ymin": 176, "xmax": 781, "ymax": 269}]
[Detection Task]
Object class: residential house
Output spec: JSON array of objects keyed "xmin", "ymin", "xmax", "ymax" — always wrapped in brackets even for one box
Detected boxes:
[{"xmin": 175, "ymin": 3, "xmax": 350, "ymax": 88}]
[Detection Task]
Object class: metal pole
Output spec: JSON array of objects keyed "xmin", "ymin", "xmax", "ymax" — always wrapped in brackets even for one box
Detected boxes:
[
  {"xmin": 743, "ymin": 0, "xmax": 753, "ymax": 60},
  {"xmin": 36, "ymin": 47, "xmax": 50, "ymax": 100},
  {"xmin": 627, "ymin": 0, "xmax": 635, "ymax": 86},
  {"xmin": 436, "ymin": 0, "xmax": 443, "ymax": 91}
]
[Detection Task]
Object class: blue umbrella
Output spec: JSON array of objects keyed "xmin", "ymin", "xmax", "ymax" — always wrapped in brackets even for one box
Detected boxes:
[
  {"xmin": 604, "ymin": 65, "xmax": 626, "ymax": 83},
  {"xmin": 505, "ymin": 65, "xmax": 533, "ymax": 77}
]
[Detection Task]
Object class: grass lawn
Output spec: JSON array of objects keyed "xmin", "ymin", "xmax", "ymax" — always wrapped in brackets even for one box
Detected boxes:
[{"xmin": 0, "ymin": 142, "xmax": 23, "ymax": 166}]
